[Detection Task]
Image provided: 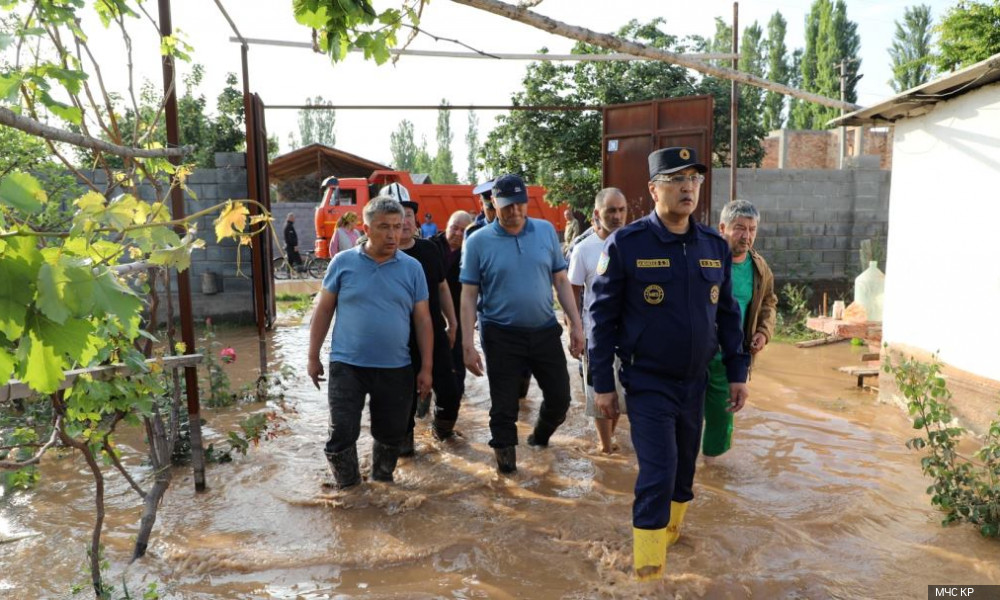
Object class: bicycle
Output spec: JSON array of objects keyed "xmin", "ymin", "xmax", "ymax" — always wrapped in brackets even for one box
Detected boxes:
[{"xmin": 272, "ymin": 251, "xmax": 330, "ymax": 280}]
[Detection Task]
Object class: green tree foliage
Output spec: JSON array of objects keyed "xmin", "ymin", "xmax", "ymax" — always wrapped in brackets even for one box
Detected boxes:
[
  {"xmin": 789, "ymin": 0, "xmax": 861, "ymax": 129},
  {"xmin": 414, "ymin": 135, "xmax": 434, "ymax": 176},
  {"xmin": 430, "ymin": 100, "xmax": 458, "ymax": 184},
  {"xmin": 289, "ymin": 95, "xmax": 337, "ymax": 148},
  {"xmin": 889, "ymin": 5, "xmax": 935, "ymax": 92},
  {"xmin": 483, "ymin": 20, "xmax": 763, "ymax": 210},
  {"xmin": 390, "ymin": 119, "xmax": 418, "ymax": 171},
  {"xmin": 292, "ymin": 0, "xmax": 419, "ymax": 65},
  {"xmin": 466, "ymin": 110, "xmax": 480, "ymax": 184},
  {"xmin": 935, "ymin": 0, "xmax": 1000, "ymax": 72},
  {"xmin": 763, "ymin": 11, "xmax": 789, "ymax": 131},
  {"xmin": 92, "ymin": 65, "xmax": 245, "ymax": 169},
  {"xmin": 703, "ymin": 18, "xmax": 767, "ymax": 167}
]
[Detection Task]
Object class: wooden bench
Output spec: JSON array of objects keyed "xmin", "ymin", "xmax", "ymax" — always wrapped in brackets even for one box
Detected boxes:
[{"xmin": 837, "ymin": 366, "xmax": 880, "ymax": 388}]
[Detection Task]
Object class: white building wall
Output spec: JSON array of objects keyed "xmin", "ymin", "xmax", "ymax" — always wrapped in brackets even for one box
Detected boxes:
[{"xmin": 883, "ymin": 81, "xmax": 1000, "ymax": 381}]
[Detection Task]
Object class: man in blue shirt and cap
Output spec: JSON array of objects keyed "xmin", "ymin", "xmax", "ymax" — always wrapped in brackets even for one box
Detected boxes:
[
  {"xmin": 588, "ymin": 147, "xmax": 749, "ymax": 581},
  {"xmin": 460, "ymin": 174, "xmax": 585, "ymax": 475}
]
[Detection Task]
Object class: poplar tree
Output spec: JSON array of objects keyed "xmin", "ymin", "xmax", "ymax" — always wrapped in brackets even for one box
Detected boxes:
[
  {"xmin": 389, "ymin": 119, "xmax": 418, "ymax": 172},
  {"xmin": 430, "ymin": 100, "xmax": 458, "ymax": 184},
  {"xmin": 763, "ymin": 11, "xmax": 789, "ymax": 131},
  {"xmin": 889, "ymin": 5, "xmax": 934, "ymax": 92},
  {"xmin": 465, "ymin": 110, "xmax": 480, "ymax": 184}
]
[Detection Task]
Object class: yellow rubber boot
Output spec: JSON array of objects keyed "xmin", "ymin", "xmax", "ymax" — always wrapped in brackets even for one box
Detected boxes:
[
  {"xmin": 633, "ymin": 527, "xmax": 668, "ymax": 581},
  {"xmin": 665, "ymin": 501, "xmax": 690, "ymax": 547}
]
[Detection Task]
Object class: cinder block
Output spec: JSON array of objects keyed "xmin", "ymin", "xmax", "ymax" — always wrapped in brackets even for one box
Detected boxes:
[
  {"xmin": 802, "ymin": 223, "xmax": 825, "ymax": 236},
  {"xmin": 823, "ymin": 250, "xmax": 848, "ymax": 263},
  {"xmin": 764, "ymin": 209, "xmax": 791, "ymax": 223},
  {"xmin": 188, "ymin": 169, "xmax": 215, "ymax": 184},
  {"xmin": 763, "ymin": 237, "xmax": 788, "ymax": 250},
  {"xmin": 777, "ymin": 223, "xmax": 801, "ymax": 236},
  {"xmin": 791, "ymin": 209, "xmax": 814, "ymax": 222},
  {"xmin": 788, "ymin": 236, "xmax": 811, "ymax": 250},
  {"xmin": 812, "ymin": 236, "xmax": 836, "ymax": 249},
  {"xmin": 214, "ymin": 152, "xmax": 246, "ymax": 168},
  {"xmin": 216, "ymin": 167, "xmax": 248, "ymax": 185},
  {"xmin": 218, "ymin": 183, "xmax": 250, "ymax": 200},
  {"xmin": 825, "ymin": 222, "xmax": 851, "ymax": 235}
]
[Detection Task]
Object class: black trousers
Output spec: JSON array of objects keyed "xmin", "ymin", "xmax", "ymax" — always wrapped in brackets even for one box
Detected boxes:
[
  {"xmin": 325, "ymin": 362, "xmax": 413, "ymax": 456},
  {"xmin": 481, "ymin": 324, "xmax": 571, "ymax": 448},
  {"xmin": 451, "ymin": 322, "xmax": 466, "ymax": 399},
  {"xmin": 408, "ymin": 328, "xmax": 463, "ymax": 430}
]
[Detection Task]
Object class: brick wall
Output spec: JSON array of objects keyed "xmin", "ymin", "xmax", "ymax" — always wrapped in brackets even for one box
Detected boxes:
[{"xmin": 764, "ymin": 127, "xmax": 892, "ymax": 170}]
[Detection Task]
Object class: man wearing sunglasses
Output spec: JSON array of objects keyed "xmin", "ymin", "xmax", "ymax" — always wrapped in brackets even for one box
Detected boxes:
[{"xmin": 588, "ymin": 147, "xmax": 749, "ymax": 581}]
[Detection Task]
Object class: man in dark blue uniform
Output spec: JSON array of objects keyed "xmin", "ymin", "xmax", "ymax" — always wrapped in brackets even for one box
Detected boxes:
[{"xmin": 588, "ymin": 147, "xmax": 749, "ymax": 581}]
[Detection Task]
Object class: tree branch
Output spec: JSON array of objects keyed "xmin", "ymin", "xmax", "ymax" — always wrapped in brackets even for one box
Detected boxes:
[
  {"xmin": 0, "ymin": 106, "xmax": 192, "ymax": 159},
  {"xmin": 103, "ymin": 438, "xmax": 147, "ymax": 499},
  {"xmin": 0, "ymin": 414, "xmax": 62, "ymax": 470},
  {"xmin": 449, "ymin": 0, "xmax": 861, "ymax": 112}
]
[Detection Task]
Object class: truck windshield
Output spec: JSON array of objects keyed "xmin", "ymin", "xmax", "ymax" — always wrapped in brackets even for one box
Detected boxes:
[{"xmin": 330, "ymin": 188, "xmax": 357, "ymax": 206}]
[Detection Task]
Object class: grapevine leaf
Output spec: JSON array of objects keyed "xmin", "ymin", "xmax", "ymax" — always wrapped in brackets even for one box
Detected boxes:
[
  {"xmin": 91, "ymin": 270, "xmax": 142, "ymax": 327},
  {"xmin": 36, "ymin": 262, "xmax": 70, "ymax": 324},
  {"xmin": 214, "ymin": 201, "xmax": 249, "ymax": 242},
  {"xmin": 23, "ymin": 327, "xmax": 64, "ymax": 394},
  {"xmin": 0, "ymin": 172, "xmax": 47, "ymax": 213},
  {"xmin": 0, "ymin": 347, "xmax": 14, "ymax": 387}
]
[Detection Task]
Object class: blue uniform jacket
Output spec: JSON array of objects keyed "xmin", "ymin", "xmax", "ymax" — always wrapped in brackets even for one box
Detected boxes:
[{"xmin": 588, "ymin": 211, "xmax": 749, "ymax": 393}]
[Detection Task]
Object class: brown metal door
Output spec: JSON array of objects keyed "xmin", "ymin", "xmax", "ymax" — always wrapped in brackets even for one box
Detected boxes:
[{"xmin": 603, "ymin": 95, "xmax": 714, "ymax": 224}]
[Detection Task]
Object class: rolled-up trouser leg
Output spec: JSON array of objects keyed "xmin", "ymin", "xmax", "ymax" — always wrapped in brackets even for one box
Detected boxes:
[{"xmin": 701, "ymin": 355, "xmax": 733, "ymax": 457}]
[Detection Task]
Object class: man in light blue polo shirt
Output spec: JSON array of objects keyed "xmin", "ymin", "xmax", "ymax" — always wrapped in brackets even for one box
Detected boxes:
[
  {"xmin": 308, "ymin": 197, "xmax": 433, "ymax": 488},
  {"xmin": 460, "ymin": 174, "xmax": 585, "ymax": 474}
]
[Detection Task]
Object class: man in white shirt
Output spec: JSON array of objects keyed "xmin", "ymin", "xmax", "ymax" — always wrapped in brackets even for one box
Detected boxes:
[{"xmin": 567, "ymin": 187, "xmax": 628, "ymax": 453}]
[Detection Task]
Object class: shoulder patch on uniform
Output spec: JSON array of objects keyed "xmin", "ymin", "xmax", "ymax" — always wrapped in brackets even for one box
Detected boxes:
[
  {"xmin": 596, "ymin": 252, "xmax": 610, "ymax": 275},
  {"xmin": 637, "ymin": 258, "xmax": 670, "ymax": 268},
  {"xmin": 699, "ymin": 259, "xmax": 722, "ymax": 268}
]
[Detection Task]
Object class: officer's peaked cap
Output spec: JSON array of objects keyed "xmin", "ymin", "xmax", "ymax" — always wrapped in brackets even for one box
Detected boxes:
[{"xmin": 648, "ymin": 147, "xmax": 707, "ymax": 179}]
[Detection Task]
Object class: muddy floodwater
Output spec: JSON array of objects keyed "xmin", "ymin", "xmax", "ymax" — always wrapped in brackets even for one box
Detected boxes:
[{"xmin": 2, "ymin": 316, "xmax": 998, "ymax": 599}]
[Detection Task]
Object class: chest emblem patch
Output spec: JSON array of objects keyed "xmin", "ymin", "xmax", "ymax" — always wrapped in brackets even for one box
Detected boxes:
[
  {"xmin": 596, "ymin": 252, "xmax": 610, "ymax": 275},
  {"xmin": 644, "ymin": 284, "xmax": 664, "ymax": 305},
  {"xmin": 709, "ymin": 284, "xmax": 720, "ymax": 304}
]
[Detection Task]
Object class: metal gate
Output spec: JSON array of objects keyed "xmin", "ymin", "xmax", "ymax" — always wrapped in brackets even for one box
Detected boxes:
[{"xmin": 602, "ymin": 95, "xmax": 715, "ymax": 224}]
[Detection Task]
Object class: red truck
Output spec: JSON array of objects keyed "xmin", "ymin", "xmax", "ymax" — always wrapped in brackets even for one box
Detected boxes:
[{"xmin": 313, "ymin": 170, "xmax": 564, "ymax": 259}]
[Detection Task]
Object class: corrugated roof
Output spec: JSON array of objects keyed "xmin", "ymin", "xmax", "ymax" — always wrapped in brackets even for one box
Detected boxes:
[
  {"xmin": 268, "ymin": 143, "xmax": 390, "ymax": 182},
  {"xmin": 829, "ymin": 53, "xmax": 1000, "ymax": 127}
]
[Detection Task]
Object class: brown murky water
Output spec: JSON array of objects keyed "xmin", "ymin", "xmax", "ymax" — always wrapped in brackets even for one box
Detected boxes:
[{"xmin": 2, "ymin": 316, "xmax": 998, "ymax": 599}]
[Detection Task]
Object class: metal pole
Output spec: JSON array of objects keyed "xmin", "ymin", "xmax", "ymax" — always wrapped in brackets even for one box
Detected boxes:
[
  {"xmin": 240, "ymin": 44, "xmax": 270, "ymax": 391},
  {"xmin": 839, "ymin": 59, "xmax": 847, "ymax": 169},
  {"xmin": 157, "ymin": 0, "xmax": 205, "ymax": 492},
  {"xmin": 730, "ymin": 2, "xmax": 739, "ymax": 203}
]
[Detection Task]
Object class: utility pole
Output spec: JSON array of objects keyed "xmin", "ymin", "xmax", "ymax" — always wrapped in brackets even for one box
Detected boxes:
[
  {"xmin": 836, "ymin": 58, "xmax": 861, "ymax": 169},
  {"xmin": 730, "ymin": 2, "xmax": 739, "ymax": 201}
]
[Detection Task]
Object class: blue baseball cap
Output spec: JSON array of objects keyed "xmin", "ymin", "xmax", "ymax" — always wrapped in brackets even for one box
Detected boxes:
[{"xmin": 492, "ymin": 174, "xmax": 529, "ymax": 209}]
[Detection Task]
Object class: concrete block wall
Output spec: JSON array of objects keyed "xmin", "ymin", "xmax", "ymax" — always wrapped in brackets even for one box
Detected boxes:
[
  {"xmin": 710, "ymin": 165, "xmax": 891, "ymax": 296},
  {"xmin": 79, "ymin": 153, "xmax": 256, "ymax": 324}
]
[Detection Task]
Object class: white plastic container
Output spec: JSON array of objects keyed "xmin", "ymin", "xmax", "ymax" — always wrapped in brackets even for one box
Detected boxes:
[{"xmin": 853, "ymin": 261, "xmax": 885, "ymax": 322}]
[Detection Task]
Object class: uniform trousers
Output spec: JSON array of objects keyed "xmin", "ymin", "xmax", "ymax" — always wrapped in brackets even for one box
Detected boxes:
[{"xmin": 624, "ymin": 368, "xmax": 707, "ymax": 529}]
